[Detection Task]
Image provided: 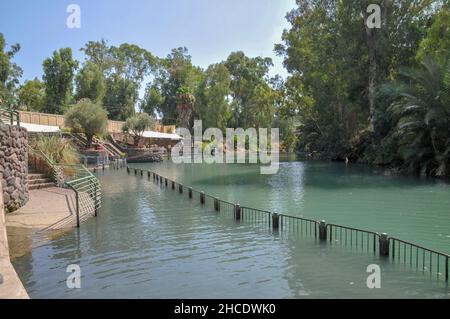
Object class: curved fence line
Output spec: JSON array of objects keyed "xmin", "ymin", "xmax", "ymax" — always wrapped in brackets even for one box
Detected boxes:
[{"xmin": 127, "ymin": 166, "xmax": 450, "ymax": 282}]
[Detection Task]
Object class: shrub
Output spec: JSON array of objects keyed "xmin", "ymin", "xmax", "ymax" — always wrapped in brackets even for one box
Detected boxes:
[{"xmin": 65, "ymin": 98, "xmax": 108, "ymax": 148}]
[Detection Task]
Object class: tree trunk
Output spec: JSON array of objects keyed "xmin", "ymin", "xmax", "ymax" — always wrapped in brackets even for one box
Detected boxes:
[
  {"xmin": 133, "ymin": 135, "xmax": 140, "ymax": 146},
  {"xmin": 86, "ymin": 135, "xmax": 93, "ymax": 149},
  {"xmin": 362, "ymin": 1, "xmax": 379, "ymax": 135}
]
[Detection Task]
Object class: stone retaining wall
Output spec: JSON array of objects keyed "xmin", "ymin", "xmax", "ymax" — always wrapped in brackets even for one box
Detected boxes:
[{"xmin": 0, "ymin": 123, "xmax": 29, "ymax": 212}]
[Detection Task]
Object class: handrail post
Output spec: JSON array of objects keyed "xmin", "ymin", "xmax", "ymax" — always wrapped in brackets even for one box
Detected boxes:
[
  {"xmin": 272, "ymin": 212, "xmax": 279, "ymax": 231},
  {"xmin": 75, "ymin": 191, "xmax": 80, "ymax": 228},
  {"xmin": 94, "ymin": 183, "xmax": 98, "ymax": 217},
  {"xmin": 188, "ymin": 187, "xmax": 192, "ymax": 198},
  {"xmin": 319, "ymin": 220, "xmax": 327, "ymax": 241},
  {"xmin": 172, "ymin": 181, "xmax": 175, "ymax": 190},
  {"xmin": 214, "ymin": 198, "xmax": 219, "ymax": 211},
  {"xmin": 200, "ymin": 191, "xmax": 205, "ymax": 205},
  {"xmin": 379, "ymin": 233, "xmax": 390, "ymax": 257},
  {"xmin": 235, "ymin": 204, "xmax": 241, "ymax": 221},
  {"xmin": 446, "ymin": 256, "xmax": 449, "ymax": 282},
  {"xmin": 179, "ymin": 184, "xmax": 183, "ymax": 194}
]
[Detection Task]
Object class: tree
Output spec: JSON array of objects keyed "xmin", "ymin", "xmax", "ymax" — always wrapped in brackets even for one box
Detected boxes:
[
  {"xmin": 43, "ymin": 48, "xmax": 78, "ymax": 114},
  {"xmin": 176, "ymin": 87, "xmax": 195, "ymax": 129},
  {"xmin": 75, "ymin": 61, "xmax": 105, "ymax": 103},
  {"xmin": 123, "ymin": 112, "xmax": 156, "ymax": 146},
  {"xmin": 195, "ymin": 63, "xmax": 231, "ymax": 131},
  {"xmin": 103, "ymin": 75, "xmax": 137, "ymax": 120},
  {"xmin": 381, "ymin": 57, "xmax": 450, "ymax": 176},
  {"xmin": 0, "ymin": 33, "xmax": 22, "ymax": 105},
  {"xmin": 140, "ymin": 84, "xmax": 163, "ymax": 116},
  {"xmin": 81, "ymin": 40, "xmax": 157, "ymax": 120},
  {"xmin": 151, "ymin": 47, "xmax": 204, "ymax": 124},
  {"xmin": 17, "ymin": 78, "xmax": 45, "ymax": 111},
  {"xmin": 65, "ymin": 98, "xmax": 108, "ymax": 149},
  {"xmin": 224, "ymin": 51, "xmax": 273, "ymax": 128},
  {"xmin": 275, "ymin": 0, "xmax": 435, "ymax": 159},
  {"xmin": 417, "ymin": 4, "xmax": 450, "ymax": 65}
]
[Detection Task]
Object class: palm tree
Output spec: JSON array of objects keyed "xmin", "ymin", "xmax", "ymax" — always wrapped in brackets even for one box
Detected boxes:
[
  {"xmin": 176, "ymin": 87, "xmax": 195, "ymax": 130},
  {"xmin": 382, "ymin": 57, "xmax": 450, "ymax": 176}
]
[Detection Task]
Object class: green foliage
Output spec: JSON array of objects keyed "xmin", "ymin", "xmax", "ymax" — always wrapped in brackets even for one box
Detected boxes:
[
  {"xmin": 176, "ymin": 86, "xmax": 195, "ymax": 129},
  {"xmin": 17, "ymin": 78, "xmax": 45, "ymax": 111},
  {"xmin": 0, "ymin": 33, "xmax": 22, "ymax": 105},
  {"xmin": 65, "ymin": 98, "xmax": 108, "ymax": 148},
  {"xmin": 32, "ymin": 134, "xmax": 80, "ymax": 165},
  {"xmin": 380, "ymin": 57, "xmax": 450, "ymax": 176},
  {"xmin": 103, "ymin": 75, "xmax": 137, "ymax": 120},
  {"xmin": 195, "ymin": 63, "xmax": 231, "ymax": 131},
  {"xmin": 81, "ymin": 40, "xmax": 157, "ymax": 120},
  {"xmin": 75, "ymin": 61, "xmax": 105, "ymax": 103},
  {"xmin": 275, "ymin": 0, "xmax": 438, "ymax": 160},
  {"xmin": 149, "ymin": 47, "xmax": 204, "ymax": 125},
  {"xmin": 123, "ymin": 112, "xmax": 156, "ymax": 146},
  {"xmin": 42, "ymin": 48, "xmax": 78, "ymax": 114},
  {"xmin": 417, "ymin": 4, "xmax": 450, "ymax": 65}
]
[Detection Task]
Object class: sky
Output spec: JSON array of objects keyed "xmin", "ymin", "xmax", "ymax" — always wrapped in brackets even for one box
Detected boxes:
[{"xmin": 0, "ymin": 0, "xmax": 296, "ymax": 97}]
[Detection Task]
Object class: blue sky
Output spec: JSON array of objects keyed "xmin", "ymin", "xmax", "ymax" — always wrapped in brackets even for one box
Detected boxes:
[{"xmin": 0, "ymin": 0, "xmax": 296, "ymax": 96}]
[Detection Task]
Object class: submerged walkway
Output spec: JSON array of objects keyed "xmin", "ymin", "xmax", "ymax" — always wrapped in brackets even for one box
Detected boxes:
[
  {"xmin": 0, "ymin": 185, "xmax": 28, "ymax": 299},
  {"xmin": 2, "ymin": 186, "xmax": 95, "ymax": 298},
  {"xmin": 7, "ymin": 187, "xmax": 78, "ymax": 230}
]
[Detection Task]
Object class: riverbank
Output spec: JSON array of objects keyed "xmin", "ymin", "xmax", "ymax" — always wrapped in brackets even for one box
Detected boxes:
[
  {"xmin": 1, "ymin": 186, "xmax": 88, "ymax": 298},
  {"xmin": 0, "ymin": 184, "xmax": 29, "ymax": 299}
]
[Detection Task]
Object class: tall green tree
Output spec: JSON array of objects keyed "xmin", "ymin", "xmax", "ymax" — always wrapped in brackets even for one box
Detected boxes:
[
  {"xmin": 42, "ymin": 48, "xmax": 78, "ymax": 114},
  {"xmin": 17, "ymin": 78, "xmax": 45, "ymax": 111},
  {"xmin": 103, "ymin": 74, "xmax": 137, "ymax": 120},
  {"xmin": 0, "ymin": 33, "xmax": 22, "ymax": 105},
  {"xmin": 150, "ymin": 47, "xmax": 203, "ymax": 125},
  {"xmin": 75, "ymin": 61, "xmax": 105, "ymax": 103},
  {"xmin": 195, "ymin": 63, "xmax": 231, "ymax": 131},
  {"xmin": 417, "ymin": 3, "xmax": 450, "ymax": 65},
  {"xmin": 275, "ymin": 0, "xmax": 436, "ymax": 159},
  {"xmin": 224, "ymin": 51, "xmax": 273, "ymax": 128},
  {"xmin": 176, "ymin": 86, "xmax": 196, "ymax": 129}
]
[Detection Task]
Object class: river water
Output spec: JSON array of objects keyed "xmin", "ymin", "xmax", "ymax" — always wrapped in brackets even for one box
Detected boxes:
[{"xmin": 11, "ymin": 158, "xmax": 450, "ymax": 298}]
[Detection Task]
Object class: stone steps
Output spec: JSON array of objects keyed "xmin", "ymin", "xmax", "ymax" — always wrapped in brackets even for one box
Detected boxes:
[
  {"xmin": 29, "ymin": 182, "xmax": 55, "ymax": 190},
  {"xmin": 27, "ymin": 171, "xmax": 54, "ymax": 190}
]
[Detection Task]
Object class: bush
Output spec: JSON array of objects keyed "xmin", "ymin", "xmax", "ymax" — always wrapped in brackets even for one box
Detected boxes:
[
  {"xmin": 65, "ymin": 98, "xmax": 108, "ymax": 148},
  {"xmin": 33, "ymin": 134, "xmax": 79, "ymax": 164},
  {"xmin": 123, "ymin": 113, "xmax": 156, "ymax": 146}
]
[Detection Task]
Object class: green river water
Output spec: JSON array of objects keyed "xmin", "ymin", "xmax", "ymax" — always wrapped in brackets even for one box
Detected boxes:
[{"xmin": 11, "ymin": 158, "xmax": 450, "ymax": 298}]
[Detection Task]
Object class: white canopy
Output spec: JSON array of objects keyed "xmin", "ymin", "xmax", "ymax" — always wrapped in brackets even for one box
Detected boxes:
[
  {"xmin": 142, "ymin": 130, "xmax": 182, "ymax": 140},
  {"xmin": 18, "ymin": 122, "xmax": 61, "ymax": 133}
]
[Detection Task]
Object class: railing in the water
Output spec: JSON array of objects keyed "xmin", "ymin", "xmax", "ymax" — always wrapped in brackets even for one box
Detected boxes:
[
  {"xmin": 389, "ymin": 237, "xmax": 449, "ymax": 281},
  {"xmin": 127, "ymin": 166, "xmax": 450, "ymax": 282}
]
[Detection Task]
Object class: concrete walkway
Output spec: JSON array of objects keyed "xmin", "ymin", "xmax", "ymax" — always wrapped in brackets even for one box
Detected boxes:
[{"xmin": 6, "ymin": 187, "xmax": 77, "ymax": 230}]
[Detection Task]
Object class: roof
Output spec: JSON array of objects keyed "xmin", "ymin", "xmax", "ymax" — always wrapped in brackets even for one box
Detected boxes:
[
  {"xmin": 18, "ymin": 122, "xmax": 61, "ymax": 133},
  {"xmin": 142, "ymin": 130, "xmax": 182, "ymax": 140}
]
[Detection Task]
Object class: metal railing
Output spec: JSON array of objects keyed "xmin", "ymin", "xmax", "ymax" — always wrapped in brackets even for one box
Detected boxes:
[
  {"xmin": 29, "ymin": 147, "xmax": 101, "ymax": 227},
  {"xmin": 327, "ymin": 223, "xmax": 380, "ymax": 255},
  {"xmin": 389, "ymin": 237, "xmax": 449, "ymax": 281},
  {"xmin": 0, "ymin": 105, "xmax": 20, "ymax": 126},
  {"xmin": 127, "ymin": 166, "xmax": 450, "ymax": 282}
]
